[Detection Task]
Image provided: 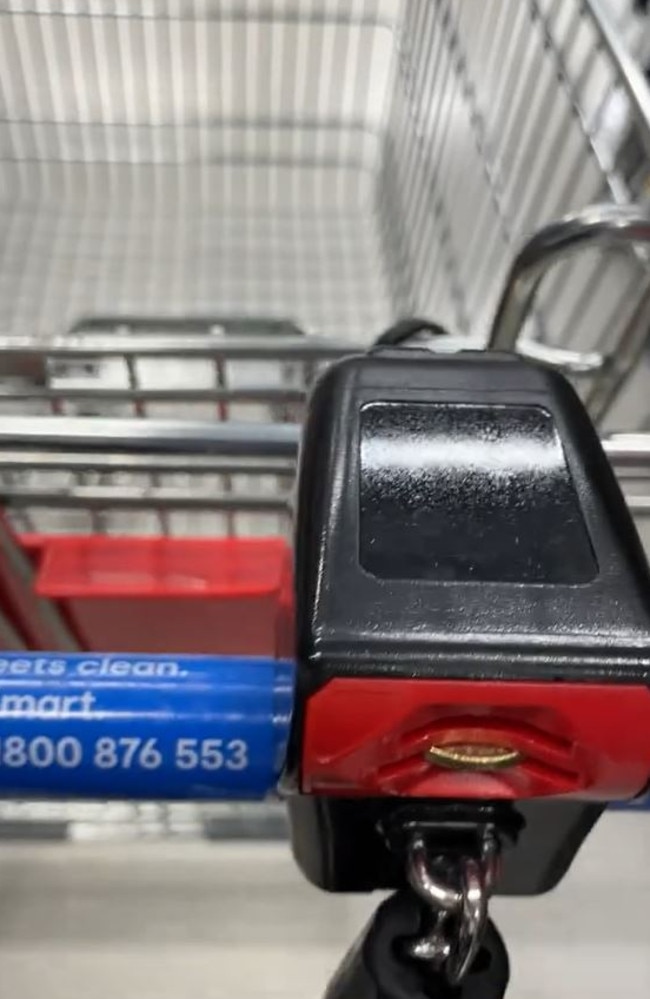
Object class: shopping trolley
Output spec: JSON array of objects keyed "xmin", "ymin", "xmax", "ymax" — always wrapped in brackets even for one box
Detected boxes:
[{"xmin": 2, "ymin": 0, "xmax": 650, "ymax": 996}]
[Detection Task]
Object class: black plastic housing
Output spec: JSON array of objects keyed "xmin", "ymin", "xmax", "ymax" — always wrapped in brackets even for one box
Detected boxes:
[
  {"xmin": 287, "ymin": 795, "xmax": 604, "ymax": 895},
  {"xmin": 294, "ymin": 349, "xmax": 650, "ymax": 694}
]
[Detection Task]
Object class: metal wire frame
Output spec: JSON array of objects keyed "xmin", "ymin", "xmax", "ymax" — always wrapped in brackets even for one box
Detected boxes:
[
  {"xmin": 0, "ymin": 1, "xmax": 397, "ymax": 339},
  {"xmin": 0, "ymin": 323, "xmax": 333, "ymax": 534},
  {"xmin": 0, "ymin": 0, "xmax": 650, "ymax": 539},
  {"xmin": 1, "ymin": 1, "xmax": 649, "ymax": 352},
  {"xmin": 381, "ymin": 0, "xmax": 650, "ymax": 364},
  {"xmin": 5, "ymin": 201, "xmax": 650, "ymax": 535}
]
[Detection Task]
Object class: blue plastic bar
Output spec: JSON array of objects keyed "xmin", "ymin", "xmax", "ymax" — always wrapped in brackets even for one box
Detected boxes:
[{"xmin": 0, "ymin": 653, "xmax": 293, "ymax": 800}]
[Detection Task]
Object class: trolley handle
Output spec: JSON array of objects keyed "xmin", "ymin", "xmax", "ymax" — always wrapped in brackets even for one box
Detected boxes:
[
  {"xmin": 488, "ymin": 204, "xmax": 650, "ymax": 417},
  {"xmin": 0, "ymin": 416, "xmax": 300, "ymax": 457},
  {"xmin": 0, "ymin": 653, "xmax": 293, "ymax": 801}
]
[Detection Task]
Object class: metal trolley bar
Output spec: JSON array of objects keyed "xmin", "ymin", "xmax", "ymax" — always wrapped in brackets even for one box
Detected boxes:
[
  {"xmin": 0, "ymin": 416, "xmax": 301, "ymax": 457},
  {"xmin": 0, "ymin": 415, "xmax": 647, "ymax": 506},
  {"xmin": 489, "ymin": 206, "xmax": 650, "ymax": 422}
]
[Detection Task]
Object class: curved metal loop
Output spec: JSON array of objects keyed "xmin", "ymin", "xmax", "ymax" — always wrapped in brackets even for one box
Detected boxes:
[
  {"xmin": 447, "ymin": 857, "xmax": 488, "ymax": 986},
  {"xmin": 447, "ymin": 833, "xmax": 499, "ymax": 985},
  {"xmin": 407, "ymin": 835, "xmax": 462, "ymax": 914},
  {"xmin": 515, "ymin": 339, "xmax": 603, "ymax": 375},
  {"xmin": 488, "ymin": 204, "xmax": 650, "ymax": 358},
  {"xmin": 405, "ymin": 832, "xmax": 499, "ymax": 986}
]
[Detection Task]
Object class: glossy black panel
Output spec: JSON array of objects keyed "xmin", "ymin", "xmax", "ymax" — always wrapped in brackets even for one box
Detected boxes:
[
  {"xmin": 359, "ymin": 403, "xmax": 597, "ymax": 584},
  {"xmin": 293, "ymin": 351, "xmax": 650, "ymax": 685},
  {"xmin": 290, "ymin": 350, "xmax": 650, "ymax": 901}
]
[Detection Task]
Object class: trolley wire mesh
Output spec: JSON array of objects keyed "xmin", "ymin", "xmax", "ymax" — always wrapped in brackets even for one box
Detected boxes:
[
  {"xmin": 1, "ymin": 0, "xmax": 650, "ymax": 536},
  {"xmin": 0, "ymin": 0, "xmax": 647, "ymax": 340}
]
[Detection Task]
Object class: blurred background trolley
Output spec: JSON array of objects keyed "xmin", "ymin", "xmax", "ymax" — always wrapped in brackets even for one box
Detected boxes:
[{"xmin": 1, "ymin": 0, "xmax": 650, "ymax": 838}]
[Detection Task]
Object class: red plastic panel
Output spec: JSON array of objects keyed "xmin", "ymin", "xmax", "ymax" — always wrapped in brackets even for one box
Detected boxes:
[
  {"xmin": 275, "ymin": 545, "xmax": 295, "ymax": 660},
  {"xmin": 301, "ymin": 678, "xmax": 650, "ymax": 801},
  {"xmin": 37, "ymin": 536, "xmax": 289, "ymax": 655}
]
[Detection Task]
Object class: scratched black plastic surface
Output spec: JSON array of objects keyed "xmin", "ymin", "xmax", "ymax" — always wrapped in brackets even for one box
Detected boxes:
[
  {"xmin": 294, "ymin": 350, "xmax": 650, "ymax": 688},
  {"xmin": 359, "ymin": 402, "xmax": 597, "ymax": 584}
]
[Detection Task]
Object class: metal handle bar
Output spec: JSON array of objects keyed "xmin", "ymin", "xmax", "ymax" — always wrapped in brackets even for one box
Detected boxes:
[
  {"xmin": 603, "ymin": 435, "xmax": 650, "ymax": 467},
  {"xmin": 0, "ymin": 335, "xmax": 352, "ymax": 363},
  {"xmin": 0, "ymin": 416, "xmax": 301, "ymax": 457},
  {"xmin": 489, "ymin": 204, "xmax": 650, "ymax": 352},
  {"xmin": 1, "ymin": 419, "xmax": 650, "ymax": 533},
  {"xmin": 0, "ymin": 414, "xmax": 648, "ymax": 474},
  {"xmin": 488, "ymin": 205, "xmax": 650, "ymax": 419}
]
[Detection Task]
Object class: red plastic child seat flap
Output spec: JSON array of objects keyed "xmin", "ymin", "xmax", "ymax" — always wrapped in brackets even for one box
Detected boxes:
[{"xmin": 36, "ymin": 535, "xmax": 289, "ymax": 656}]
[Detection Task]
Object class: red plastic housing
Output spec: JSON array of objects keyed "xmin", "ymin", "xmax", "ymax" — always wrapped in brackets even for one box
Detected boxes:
[
  {"xmin": 301, "ymin": 678, "xmax": 650, "ymax": 801},
  {"xmin": 36, "ymin": 535, "xmax": 289, "ymax": 655}
]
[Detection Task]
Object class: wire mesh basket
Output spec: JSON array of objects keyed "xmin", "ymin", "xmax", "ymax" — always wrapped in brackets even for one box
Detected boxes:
[
  {"xmin": 0, "ymin": 0, "xmax": 646, "ymax": 338},
  {"xmin": 0, "ymin": 0, "xmax": 650, "ymax": 535},
  {"xmin": 2, "ymin": 0, "xmax": 650, "ymax": 835}
]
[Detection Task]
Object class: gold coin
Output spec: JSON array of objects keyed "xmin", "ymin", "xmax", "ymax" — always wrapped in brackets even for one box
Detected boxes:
[{"xmin": 425, "ymin": 743, "xmax": 522, "ymax": 771}]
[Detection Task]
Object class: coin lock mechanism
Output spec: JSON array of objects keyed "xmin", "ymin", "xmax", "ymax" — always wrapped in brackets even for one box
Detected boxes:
[{"xmin": 286, "ymin": 349, "xmax": 650, "ymax": 895}]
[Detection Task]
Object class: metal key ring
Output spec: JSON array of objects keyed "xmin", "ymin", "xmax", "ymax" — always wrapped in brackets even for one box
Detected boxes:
[
  {"xmin": 405, "ymin": 831, "xmax": 498, "ymax": 986},
  {"xmin": 445, "ymin": 856, "xmax": 488, "ymax": 985}
]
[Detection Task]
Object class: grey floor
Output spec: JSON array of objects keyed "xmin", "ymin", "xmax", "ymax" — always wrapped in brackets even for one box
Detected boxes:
[{"xmin": 0, "ymin": 810, "xmax": 648, "ymax": 999}]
